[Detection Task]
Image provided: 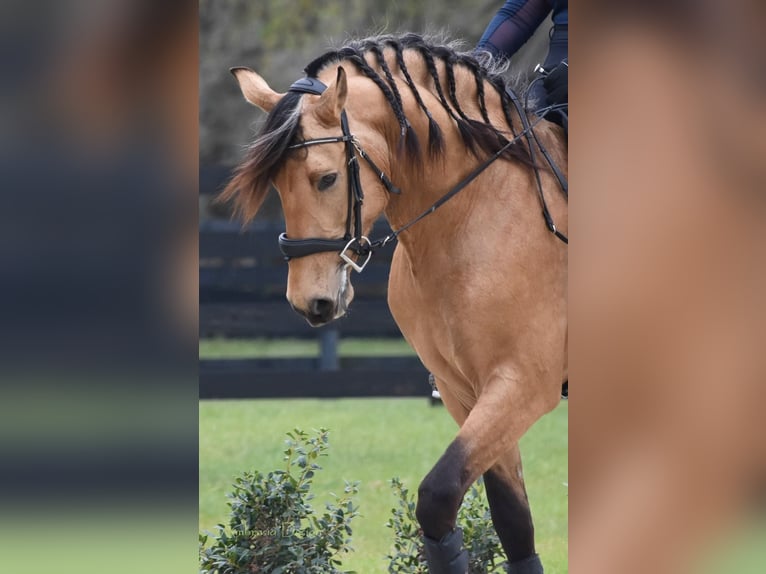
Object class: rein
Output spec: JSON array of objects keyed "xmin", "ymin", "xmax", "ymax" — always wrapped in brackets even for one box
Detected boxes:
[{"xmin": 278, "ymin": 76, "xmax": 567, "ymax": 273}]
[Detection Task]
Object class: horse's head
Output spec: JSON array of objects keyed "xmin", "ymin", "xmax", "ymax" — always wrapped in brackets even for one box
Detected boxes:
[{"xmin": 224, "ymin": 66, "xmax": 391, "ymax": 326}]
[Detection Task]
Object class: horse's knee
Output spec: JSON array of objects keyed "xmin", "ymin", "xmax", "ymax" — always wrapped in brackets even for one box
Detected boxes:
[
  {"xmin": 416, "ymin": 476, "xmax": 463, "ymax": 539},
  {"xmin": 416, "ymin": 441, "xmax": 468, "ymax": 539}
]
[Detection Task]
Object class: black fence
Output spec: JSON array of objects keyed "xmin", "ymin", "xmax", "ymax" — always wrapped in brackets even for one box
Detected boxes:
[{"xmin": 200, "ymin": 166, "xmax": 430, "ymax": 399}]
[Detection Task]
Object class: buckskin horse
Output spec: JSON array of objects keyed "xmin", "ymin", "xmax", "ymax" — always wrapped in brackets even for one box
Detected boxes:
[{"xmin": 221, "ymin": 33, "xmax": 567, "ymax": 574}]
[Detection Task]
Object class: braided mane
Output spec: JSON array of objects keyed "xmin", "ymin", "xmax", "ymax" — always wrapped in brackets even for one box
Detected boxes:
[{"xmin": 221, "ymin": 33, "xmax": 533, "ymax": 223}]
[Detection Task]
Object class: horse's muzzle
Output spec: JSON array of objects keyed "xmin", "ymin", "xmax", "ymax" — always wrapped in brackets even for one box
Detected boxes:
[{"xmin": 292, "ymin": 297, "xmax": 336, "ymax": 327}]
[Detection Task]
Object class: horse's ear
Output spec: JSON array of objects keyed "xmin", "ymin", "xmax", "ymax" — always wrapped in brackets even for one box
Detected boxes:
[
  {"xmin": 230, "ymin": 67, "xmax": 284, "ymax": 112},
  {"xmin": 315, "ymin": 66, "xmax": 348, "ymax": 125}
]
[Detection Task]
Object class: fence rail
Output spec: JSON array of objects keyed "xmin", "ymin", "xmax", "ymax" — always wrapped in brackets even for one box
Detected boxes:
[{"xmin": 199, "ymin": 357, "xmax": 429, "ymax": 399}]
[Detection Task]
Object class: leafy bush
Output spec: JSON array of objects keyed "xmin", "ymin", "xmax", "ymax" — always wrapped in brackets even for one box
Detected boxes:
[
  {"xmin": 199, "ymin": 428, "xmax": 359, "ymax": 574},
  {"xmin": 385, "ymin": 477, "xmax": 507, "ymax": 574}
]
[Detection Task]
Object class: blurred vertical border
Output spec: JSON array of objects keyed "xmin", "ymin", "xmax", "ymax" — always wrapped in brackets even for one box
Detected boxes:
[
  {"xmin": 571, "ymin": 1, "xmax": 766, "ymax": 573},
  {"xmin": 0, "ymin": 1, "xmax": 198, "ymax": 572}
]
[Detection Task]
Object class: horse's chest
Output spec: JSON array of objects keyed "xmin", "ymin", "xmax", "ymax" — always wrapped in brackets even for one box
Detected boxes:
[{"xmin": 387, "ymin": 253, "xmax": 460, "ymax": 365}]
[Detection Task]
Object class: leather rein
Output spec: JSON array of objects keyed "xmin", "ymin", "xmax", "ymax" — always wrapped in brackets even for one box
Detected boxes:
[{"xmin": 278, "ymin": 76, "xmax": 567, "ymax": 273}]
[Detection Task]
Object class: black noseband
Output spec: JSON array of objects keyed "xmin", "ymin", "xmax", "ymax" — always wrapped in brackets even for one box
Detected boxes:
[{"xmin": 278, "ymin": 234, "xmax": 356, "ymax": 259}]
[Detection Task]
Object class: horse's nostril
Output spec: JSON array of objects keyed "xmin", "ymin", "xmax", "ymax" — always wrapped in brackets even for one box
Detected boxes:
[{"xmin": 309, "ymin": 298, "xmax": 334, "ymax": 321}]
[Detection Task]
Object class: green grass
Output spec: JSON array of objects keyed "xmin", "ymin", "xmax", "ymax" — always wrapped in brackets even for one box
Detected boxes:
[
  {"xmin": 199, "ymin": 398, "xmax": 568, "ymax": 573},
  {"xmin": 698, "ymin": 517, "xmax": 766, "ymax": 574},
  {"xmin": 199, "ymin": 337, "xmax": 416, "ymax": 359}
]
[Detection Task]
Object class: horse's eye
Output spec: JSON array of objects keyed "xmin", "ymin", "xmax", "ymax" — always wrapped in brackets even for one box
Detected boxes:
[{"xmin": 317, "ymin": 173, "xmax": 338, "ymax": 192}]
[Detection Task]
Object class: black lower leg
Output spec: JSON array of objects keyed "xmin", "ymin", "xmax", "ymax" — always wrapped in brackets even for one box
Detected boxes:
[
  {"xmin": 416, "ymin": 440, "xmax": 469, "ymax": 539},
  {"xmin": 506, "ymin": 553, "xmax": 544, "ymax": 574},
  {"xmin": 483, "ymin": 468, "xmax": 537, "ymax": 564},
  {"xmin": 417, "ymin": 440, "xmax": 470, "ymax": 573}
]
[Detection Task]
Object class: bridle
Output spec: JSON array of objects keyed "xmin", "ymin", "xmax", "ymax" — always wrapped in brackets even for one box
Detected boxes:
[
  {"xmin": 278, "ymin": 77, "xmax": 399, "ymax": 272},
  {"xmin": 278, "ymin": 75, "xmax": 567, "ymax": 273}
]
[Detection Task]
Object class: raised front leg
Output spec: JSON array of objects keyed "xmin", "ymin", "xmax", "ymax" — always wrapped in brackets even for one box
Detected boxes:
[
  {"xmin": 417, "ymin": 440, "xmax": 471, "ymax": 574},
  {"xmin": 416, "ymin": 369, "xmax": 558, "ymax": 574}
]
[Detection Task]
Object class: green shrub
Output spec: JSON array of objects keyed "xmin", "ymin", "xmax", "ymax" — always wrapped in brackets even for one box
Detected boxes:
[
  {"xmin": 199, "ymin": 428, "xmax": 359, "ymax": 574},
  {"xmin": 385, "ymin": 477, "xmax": 507, "ymax": 573}
]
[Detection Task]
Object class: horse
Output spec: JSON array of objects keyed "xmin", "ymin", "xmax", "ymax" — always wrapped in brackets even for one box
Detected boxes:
[{"xmin": 220, "ymin": 33, "xmax": 567, "ymax": 574}]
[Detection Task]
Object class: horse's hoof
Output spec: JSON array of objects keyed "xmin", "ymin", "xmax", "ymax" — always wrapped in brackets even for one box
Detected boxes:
[
  {"xmin": 422, "ymin": 527, "xmax": 469, "ymax": 574},
  {"xmin": 507, "ymin": 553, "xmax": 544, "ymax": 574}
]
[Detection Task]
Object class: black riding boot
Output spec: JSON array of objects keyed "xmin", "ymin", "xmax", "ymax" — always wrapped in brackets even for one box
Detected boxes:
[
  {"xmin": 507, "ymin": 553, "xmax": 544, "ymax": 574},
  {"xmin": 540, "ymin": 59, "xmax": 568, "ymax": 138},
  {"xmin": 422, "ymin": 528, "xmax": 469, "ymax": 574}
]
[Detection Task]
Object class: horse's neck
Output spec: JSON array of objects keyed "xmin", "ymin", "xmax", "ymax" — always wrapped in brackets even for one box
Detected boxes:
[
  {"xmin": 343, "ymin": 55, "xmax": 551, "ymax": 258},
  {"xmin": 379, "ymin": 118, "xmax": 566, "ymax": 268},
  {"xmin": 376, "ymin": 106, "xmax": 473, "ymax": 240},
  {"xmin": 377, "ymin": 112, "xmax": 493, "ymax": 257}
]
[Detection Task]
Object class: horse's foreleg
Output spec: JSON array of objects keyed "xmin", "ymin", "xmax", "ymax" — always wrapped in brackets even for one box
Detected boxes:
[
  {"xmin": 415, "ymin": 377, "xmax": 471, "ymax": 574},
  {"xmin": 484, "ymin": 447, "xmax": 543, "ymax": 573},
  {"xmin": 417, "ymin": 370, "xmax": 557, "ymax": 574}
]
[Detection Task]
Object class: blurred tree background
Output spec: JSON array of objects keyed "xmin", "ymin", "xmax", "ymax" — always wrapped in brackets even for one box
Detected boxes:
[{"xmin": 200, "ymin": 0, "xmax": 550, "ymax": 167}]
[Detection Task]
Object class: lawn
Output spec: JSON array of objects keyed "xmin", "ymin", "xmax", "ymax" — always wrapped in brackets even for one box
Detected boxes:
[
  {"xmin": 199, "ymin": 337, "xmax": 417, "ymax": 359},
  {"xmin": 199, "ymin": 398, "xmax": 568, "ymax": 573}
]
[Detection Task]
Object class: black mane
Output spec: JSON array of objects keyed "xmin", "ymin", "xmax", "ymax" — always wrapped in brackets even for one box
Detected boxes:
[{"xmin": 221, "ymin": 33, "xmax": 533, "ymax": 222}]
